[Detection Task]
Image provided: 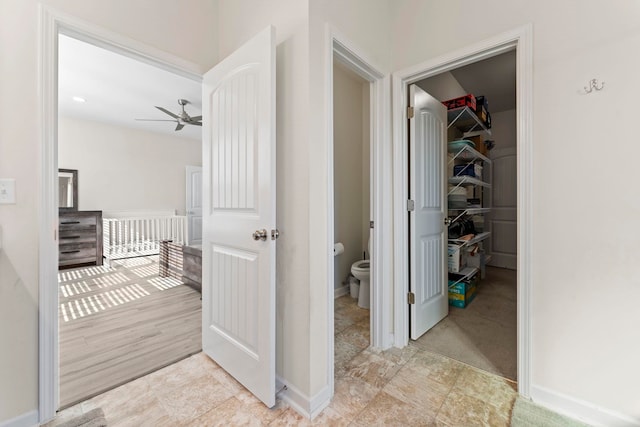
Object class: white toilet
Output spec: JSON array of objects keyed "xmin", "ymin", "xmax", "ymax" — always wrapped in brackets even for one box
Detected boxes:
[{"xmin": 351, "ymin": 239, "xmax": 371, "ymax": 309}]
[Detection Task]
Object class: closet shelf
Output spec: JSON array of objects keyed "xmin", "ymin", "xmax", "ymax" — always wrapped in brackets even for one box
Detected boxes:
[
  {"xmin": 448, "ymin": 176, "xmax": 491, "ymax": 189},
  {"xmin": 448, "ymin": 232, "xmax": 491, "ymax": 247},
  {"xmin": 449, "ymin": 266, "xmax": 479, "ymax": 286},
  {"xmin": 447, "ymin": 208, "xmax": 490, "ymax": 224},
  {"xmin": 449, "ymin": 144, "xmax": 491, "ymax": 164},
  {"xmin": 447, "ymin": 106, "xmax": 492, "ymax": 137}
]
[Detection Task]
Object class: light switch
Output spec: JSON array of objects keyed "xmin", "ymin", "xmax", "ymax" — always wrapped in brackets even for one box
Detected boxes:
[{"xmin": 0, "ymin": 179, "xmax": 16, "ymax": 204}]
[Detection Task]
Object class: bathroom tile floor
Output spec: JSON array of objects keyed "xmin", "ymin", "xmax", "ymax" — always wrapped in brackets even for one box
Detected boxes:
[{"xmin": 45, "ymin": 295, "xmax": 518, "ymax": 426}]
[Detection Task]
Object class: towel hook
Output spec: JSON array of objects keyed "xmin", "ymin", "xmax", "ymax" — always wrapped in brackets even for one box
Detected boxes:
[{"xmin": 584, "ymin": 78, "xmax": 604, "ymax": 94}]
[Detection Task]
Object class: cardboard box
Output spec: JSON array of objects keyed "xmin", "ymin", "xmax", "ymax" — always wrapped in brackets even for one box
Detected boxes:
[
  {"xmin": 448, "ymin": 278, "xmax": 477, "ymax": 308},
  {"xmin": 442, "ymin": 94, "xmax": 476, "ymax": 111},
  {"xmin": 448, "ymin": 243, "xmax": 467, "ymax": 273},
  {"xmin": 466, "ymin": 135, "xmax": 488, "ymax": 156}
]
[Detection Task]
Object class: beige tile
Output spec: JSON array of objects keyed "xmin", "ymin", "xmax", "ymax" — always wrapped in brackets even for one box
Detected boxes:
[
  {"xmin": 344, "ymin": 349, "xmax": 402, "ymax": 389},
  {"xmin": 453, "ymin": 366, "xmax": 517, "ymax": 414},
  {"xmin": 382, "ymin": 365, "xmax": 450, "ymax": 418},
  {"xmin": 334, "ymin": 340, "xmax": 363, "ymax": 379},
  {"xmin": 436, "ymin": 389, "xmax": 502, "ymax": 427},
  {"xmin": 336, "ymin": 323, "xmax": 370, "ymax": 351},
  {"xmin": 188, "ymin": 396, "xmax": 265, "ymax": 427},
  {"xmin": 372, "ymin": 345, "xmax": 418, "ymax": 366},
  {"xmin": 404, "ymin": 350, "xmax": 464, "ymax": 388},
  {"xmin": 335, "ymin": 309, "xmax": 356, "ymax": 333},
  {"xmin": 269, "ymin": 407, "xmax": 313, "ymax": 426},
  {"xmin": 328, "ymin": 376, "xmax": 379, "ymax": 421},
  {"xmin": 311, "ymin": 406, "xmax": 350, "ymax": 426},
  {"xmin": 156, "ymin": 374, "xmax": 236, "ymax": 424},
  {"xmin": 235, "ymin": 389, "xmax": 289, "ymax": 423},
  {"xmin": 353, "ymin": 391, "xmax": 435, "ymax": 426}
]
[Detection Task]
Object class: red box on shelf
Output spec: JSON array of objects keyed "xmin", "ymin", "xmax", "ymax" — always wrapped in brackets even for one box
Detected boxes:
[{"xmin": 442, "ymin": 94, "xmax": 476, "ymax": 111}]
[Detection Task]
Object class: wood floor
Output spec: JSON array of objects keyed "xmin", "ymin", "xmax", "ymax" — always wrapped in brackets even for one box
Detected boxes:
[{"xmin": 58, "ymin": 256, "xmax": 202, "ymax": 408}]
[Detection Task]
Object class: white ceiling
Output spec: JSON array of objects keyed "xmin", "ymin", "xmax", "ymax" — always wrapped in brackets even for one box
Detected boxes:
[
  {"xmin": 450, "ymin": 50, "xmax": 516, "ymax": 113},
  {"xmin": 58, "ymin": 35, "xmax": 202, "ymax": 141}
]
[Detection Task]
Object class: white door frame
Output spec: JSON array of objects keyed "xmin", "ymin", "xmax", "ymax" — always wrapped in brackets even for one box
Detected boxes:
[
  {"xmin": 392, "ymin": 24, "xmax": 533, "ymax": 397},
  {"xmin": 325, "ymin": 24, "xmax": 391, "ymax": 396},
  {"xmin": 38, "ymin": 5, "xmax": 203, "ymax": 422}
]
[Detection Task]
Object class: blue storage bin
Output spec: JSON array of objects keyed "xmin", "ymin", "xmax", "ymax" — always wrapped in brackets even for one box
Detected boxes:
[{"xmin": 453, "ymin": 164, "xmax": 476, "ymax": 177}]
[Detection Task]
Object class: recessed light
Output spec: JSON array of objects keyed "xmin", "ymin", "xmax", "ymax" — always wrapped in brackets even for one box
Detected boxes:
[{"xmin": 72, "ymin": 96, "xmax": 86, "ymax": 103}]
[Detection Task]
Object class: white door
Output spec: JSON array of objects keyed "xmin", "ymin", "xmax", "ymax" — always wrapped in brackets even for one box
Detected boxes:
[
  {"xmin": 201, "ymin": 26, "xmax": 276, "ymax": 407},
  {"xmin": 186, "ymin": 165, "xmax": 203, "ymax": 245},
  {"xmin": 409, "ymin": 85, "xmax": 448, "ymax": 340},
  {"xmin": 488, "ymin": 146, "xmax": 517, "ymax": 269}
]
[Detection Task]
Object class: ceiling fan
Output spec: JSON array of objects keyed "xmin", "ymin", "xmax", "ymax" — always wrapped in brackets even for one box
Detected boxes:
[{"xmin": 136, "ymin": 99, "xmax": 202, "ymax": 131}]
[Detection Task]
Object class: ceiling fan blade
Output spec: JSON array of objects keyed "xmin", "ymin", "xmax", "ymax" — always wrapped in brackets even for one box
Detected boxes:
[
  {"xmin": 175, "ymin": 123, "xmax": 185, "ymax": 131},
  {"xmin": 155, "ymin": 106, "xmax": 180, "ymax": 119},
  {"xmin": 190, "ymin": 122, "xmax": 202, "ymax": 126},
  {"xmin": 189, "ymin": 116, "xmax": 202, "ymax": 121}
]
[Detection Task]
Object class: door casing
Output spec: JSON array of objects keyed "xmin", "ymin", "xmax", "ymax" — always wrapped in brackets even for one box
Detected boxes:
[
  {"xmin": 391, "ymin": 24, "xmax": 533, "ymax": 397},
  {"xmin": 38, "ymin": 5, "xmax": 203, "ymax": 422}
]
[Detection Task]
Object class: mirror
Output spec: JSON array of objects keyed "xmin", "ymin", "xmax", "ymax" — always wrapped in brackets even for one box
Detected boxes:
[{"xmin": 59, "ymin": 168, "xmax": 78, "ymax": 210}]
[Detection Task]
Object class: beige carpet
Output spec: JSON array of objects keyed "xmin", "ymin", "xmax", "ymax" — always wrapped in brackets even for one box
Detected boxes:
[{"xmin": 412, "ymin": 266, "xmax": 517, "ymax": 380}]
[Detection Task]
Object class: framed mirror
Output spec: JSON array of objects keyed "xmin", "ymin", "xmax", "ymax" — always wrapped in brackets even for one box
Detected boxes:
[{"xmin": 58, "ymin": 168, "xmax": 78, "ymax": 211}]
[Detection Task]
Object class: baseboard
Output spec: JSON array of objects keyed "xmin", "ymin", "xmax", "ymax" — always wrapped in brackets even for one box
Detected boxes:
[
  {"xmin": 530, "ymin": 385, "xmax": 640, "ymax": 427},
  {"xmin": 276, "ymin": 376, "xmax": 332, "ymax": 420},
  {"xmin": 0, "ymin": 410, "xmax": 39, "ymax": 427},
  {"xmin": 334, "ymin": 284, "xmax": 349, "ymax": 298}
]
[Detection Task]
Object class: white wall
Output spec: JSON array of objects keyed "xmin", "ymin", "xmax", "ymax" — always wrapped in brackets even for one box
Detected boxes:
[
  {"xmin": 333, "ymin": 63, "xmax": 368, "ymax": 291},
  {"xmin": 0, "ymin": 0, "xmax": 217, "ymax": 423},
  {"xmin": 415, "ymin": 72, "xmax": 466, "ymax": 103},
  {"xmin": 58, "ymin": 116, "xmax": 201, "ymax": 214},
  {"xmin": 391, "ymin": 1, "xmax": 640, "ymax": 422},
  {"xmin": 490, "ymin": 109, "xmax": 516, "ymax": 149}
]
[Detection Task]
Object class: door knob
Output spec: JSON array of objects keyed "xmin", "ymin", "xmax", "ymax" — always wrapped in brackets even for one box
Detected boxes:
[
  {"xmin": 253, "ymin": 229, "xmax": 268, "ymax": 241},
  {"xmin": 444, "ymin": 217, "xmax": 451, "ymax": 226}
]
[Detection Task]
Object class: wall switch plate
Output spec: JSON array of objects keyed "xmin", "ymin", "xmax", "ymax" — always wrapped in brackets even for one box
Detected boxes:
[{"xmin": 0, "ymin": 179, "xmax": 16, "ymax": 204}]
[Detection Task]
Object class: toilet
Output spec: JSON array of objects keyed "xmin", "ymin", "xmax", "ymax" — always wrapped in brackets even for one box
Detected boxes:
[{"xmin": 351, "ymin": 239, "xmax": 371, "ymax": 309}]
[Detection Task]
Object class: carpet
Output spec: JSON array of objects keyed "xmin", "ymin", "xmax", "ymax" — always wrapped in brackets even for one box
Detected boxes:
[
  {"xmin": 55, "ymin": 408, "xmax": 107, "ymax": 427},
  {"xmin": 511, "ymin": 398, "xmax": 591, "ymax": 427}
]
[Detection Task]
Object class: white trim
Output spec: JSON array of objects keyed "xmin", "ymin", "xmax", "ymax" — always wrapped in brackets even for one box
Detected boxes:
[
  {"xmin": 0, "ymin": 410, "xmax": 39, "ymax": 427},
  {"xmin": 530, "ymin": 385, "xmax": 640, "ymax": 427},
  {"xmin": 325, "ymin": 24, "xmax": 391, "ymax": 415},
  {"xmin": 275, "ymin": 377, "xmax": 331, "ymax": 420},
  {"xmin": 391, "ymin": 25, "xmax": 533, "ymax": 399},
  {"xmin": 38, "ymin": 5, "xmax": 203, "ymax": 422},
  {"xmin": 334, "ymin": 284, "xmax": 350, "ymax": 299}
]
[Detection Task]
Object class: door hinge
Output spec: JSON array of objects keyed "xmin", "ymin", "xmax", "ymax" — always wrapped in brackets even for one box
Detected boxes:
[
  {"xmin": 369, "ymin": 221, "xmax": 374, "ymax": 229},
  {"xmin": 407, "ymin": 199, "xmax": 415, "ymax": 211},
  {"xmin": 407, "ymin": 106, "xmax": 414, "ymax": 119},
  {"xmin": 408, "ymin": 292, "xmax": 415, "ymax": 305}
]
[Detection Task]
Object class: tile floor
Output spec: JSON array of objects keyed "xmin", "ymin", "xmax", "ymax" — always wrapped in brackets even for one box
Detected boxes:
[{"xmin": 45, "ymin": 295, "xmax": 518, "ymax": 426}]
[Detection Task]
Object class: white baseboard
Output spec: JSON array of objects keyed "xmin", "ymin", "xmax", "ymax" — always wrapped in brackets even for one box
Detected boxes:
[
  {"xmin": 276, "ymin": 376, "xmax": 332, "ymax": 420},
  {"xmin": 334, "ymin": 284, "xmax": 349, "ymax": 299},
  {"xmin": 0, "ymin": 410, "xmax": 39, "ymax": 427},
  {"xmin": 530, "ymin": 385, "xmax": 640, "ymax": 427}
]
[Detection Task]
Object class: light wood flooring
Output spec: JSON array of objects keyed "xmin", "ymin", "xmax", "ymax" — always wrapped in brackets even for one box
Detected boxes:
[{"xmin": 58, "ymin": 256, "xmax": 202, "ymax": 408}]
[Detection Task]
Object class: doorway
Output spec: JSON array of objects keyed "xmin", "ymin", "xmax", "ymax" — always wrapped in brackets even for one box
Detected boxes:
[
  {"xmin": 409, "ymin": 50, "xmax": 518, "ymax": 381},
  {"xmin": 392, "ymin": 25, "xmax": 533, "ymax": 396},
  {"xmin": 38, "ymin": 10, "xmax": 205, "ymax": 418}
]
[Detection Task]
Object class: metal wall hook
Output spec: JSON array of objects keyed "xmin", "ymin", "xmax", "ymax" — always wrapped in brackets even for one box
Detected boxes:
[{"xmin": 584, "ymin": 79, "xmax": 605, "ymax": 94}]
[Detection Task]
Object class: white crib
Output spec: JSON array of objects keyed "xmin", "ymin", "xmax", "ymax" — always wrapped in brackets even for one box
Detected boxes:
[{"xmin": 103, "ymin": 210, "xmax": 188, "ymax": 261}]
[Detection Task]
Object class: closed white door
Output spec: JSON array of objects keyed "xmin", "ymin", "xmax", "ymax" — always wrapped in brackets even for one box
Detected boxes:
[
  {"xmin": 186, "ymin": 165, "xmax": 202, "ymax": 245},
  {"xmin": 201, "ymin": 26, "xmax": 276, "ymax": 407},
  {"xmin": 409, "ymin": 85, "xmax": 448, "ymax": 340},
  {"xmin": 488, "ymin": 146, "xmax": 517, "ymax": 269}
]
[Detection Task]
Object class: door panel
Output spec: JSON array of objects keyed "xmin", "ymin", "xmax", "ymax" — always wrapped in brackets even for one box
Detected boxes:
[
  {"xmin": 488, "ymin": 147, "xmax": 517, "ymax": 269},
  {"xmin": 186, "ymin": 165, "xmax": 202, "ymax": 245},
  {"xmin": 202, "ymin": 25, "xmax": 276, "ymax": 408},
  {"xmin": 409, "ymin": 85, "xmax": 448, "ymax": 340}
]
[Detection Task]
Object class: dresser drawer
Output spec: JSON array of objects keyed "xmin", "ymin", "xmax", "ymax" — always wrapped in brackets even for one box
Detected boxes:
[
  {"xmin": 59, "ymin": 214, "xmax": 97, "ymax": 230},
  {"xmin": 59, "ymin": 242, "xmax": 98, "ymax": 264},
  {"xmin": 59, "ymin": 229, "xmax": 98, "ymax": 244}
]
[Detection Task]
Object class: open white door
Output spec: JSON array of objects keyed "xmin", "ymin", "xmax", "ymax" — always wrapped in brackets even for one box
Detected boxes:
[
  {"xmin": 201, "ymin": 26, "xmax": 276, "ymax": 407},
  {"xmin": 186, "ymin": 165, "xmax": 203, "ymax": 245},
  {"xmin": 409, "ymin": 84, "xmax": 448, "ymax": 340}
]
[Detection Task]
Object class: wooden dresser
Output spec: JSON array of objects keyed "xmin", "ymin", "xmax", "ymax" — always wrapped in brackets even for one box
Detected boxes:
[{"xmin": 59, "ymin": 211, "xmax": 103, "ymax": 269}]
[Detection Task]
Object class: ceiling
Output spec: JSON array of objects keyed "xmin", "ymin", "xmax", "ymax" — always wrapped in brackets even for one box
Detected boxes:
[
  {"xmin": 58, "ymin": 35, "xmax": 202, "ymax": 141},
  {"xmin": 450, "ymin": 50, "xmax": 516, "ymax": 113}
]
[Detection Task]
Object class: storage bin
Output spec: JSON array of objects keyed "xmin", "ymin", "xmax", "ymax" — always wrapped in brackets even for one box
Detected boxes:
[
  {"xmin": 448, "ymin": 187, "xmax": 468, "ymax": 209},
  {"xmin": 448, "ymin": 276, "xmax": 477, "ymax": 308},
  {"xmin": 454, "ymin": 164, "xmax": 476, "ymax": 177},
  {"xmin": 442, "ymin": 94, "xmax": 476, "ymax": 111},
  {"xmin": 448, "ymin": 139, "xmax": 475, "ymax": 153}
]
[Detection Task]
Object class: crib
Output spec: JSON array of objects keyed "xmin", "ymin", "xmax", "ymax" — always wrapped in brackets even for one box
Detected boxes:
[{"xmin": 102, "ymin": 210, "xmax": 188, "ymax": 262}]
